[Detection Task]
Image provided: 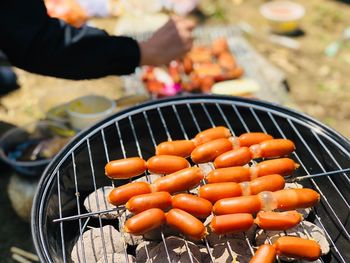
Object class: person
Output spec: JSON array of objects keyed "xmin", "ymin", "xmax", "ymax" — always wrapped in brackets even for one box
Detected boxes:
[{"xmin": 0, "ymin": 0, "xmax": 194, "ymax": 80}]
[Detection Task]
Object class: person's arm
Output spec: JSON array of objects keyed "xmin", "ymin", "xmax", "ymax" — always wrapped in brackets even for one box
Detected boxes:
[{"xmin": 0, "ymin": 0, "xmax": 140, "ymax": 79}]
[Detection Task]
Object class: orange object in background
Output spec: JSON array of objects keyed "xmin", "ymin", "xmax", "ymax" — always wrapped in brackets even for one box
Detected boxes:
[{"xmin": 45, "ymin": 0, "xmax": 88, "ymax": 27}]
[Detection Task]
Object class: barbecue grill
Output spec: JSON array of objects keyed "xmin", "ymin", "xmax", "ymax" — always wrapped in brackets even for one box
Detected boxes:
[{"xmin": 31, "ymin": 95, "xmax": 350, "ymax": 263}]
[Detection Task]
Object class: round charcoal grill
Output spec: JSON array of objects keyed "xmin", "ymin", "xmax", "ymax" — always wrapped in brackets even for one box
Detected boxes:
[{"xmin": 32, "ymin": 95, "xmax": 350, "ymax": 263}]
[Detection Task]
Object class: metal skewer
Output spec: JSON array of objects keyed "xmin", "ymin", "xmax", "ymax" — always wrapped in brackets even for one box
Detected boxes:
[
  {"xmin": 52, "ymin": 168, "xmax": 349, "ymax": 224},
  {"xmin": 52, "ymin": 206, "xmax": 125, "ymax": 223},
  {"xmin": 291, "ymin": 168, "xmax": 350, "ymax": 182}
]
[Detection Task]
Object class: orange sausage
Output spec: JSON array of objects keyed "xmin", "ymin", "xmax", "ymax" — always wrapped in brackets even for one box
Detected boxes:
[
  {"xmin": 246, "ymin": 174, "xmax": 285, "ymax": 195},
  {"xmin": 192, "ymin": 126, "xmax": 231, "ymax": 146},
  {"xmin": 147, "ymin": 155, "xmax": 190, "ymax": 174},
  {"xmin": 206, "ymin": 166, "xmax": 251, "ymax": 183},
  {"xmin": 172, "ymin": 194, "xmax": 213, "ymax": 219},
  {"xmin": 273, "ymin": 188, "xmax": 320, "ymax": 210},
  {"xmin": 237, "ymin": 132, "xmax": 274, "ymax": 148},
  {"xmin": 124, "ymin": 208, "xmax": 166, "ymax": 235},
  {"xmin": 191, "ymin": 138, "xmax": 233, "ymax": 163},
  {"xmin": 249, "ymin": 245, "xmax": 276, "ymax": 263},
  {"xmin": 105, "ymin": 157, "xmax": 147, "ymax": 179},
  {"xmin": 254, "ymin": 158, "xmax": 299, "ymax": 177},
  {"xmin": 166, "ymin": 208, "xmax": 207, "ymax": 240},
  {"xmin": 273, "ymin": 236, "xmax": 321, "ymax": 261},
  {"xmin": 152, "ymin": 167, "xmax": 204, "ymax": 194},
  {"xmin": 213, "ymin": 195, "xmax": 262, "ymax": 215},
  {"xmin": 108, "ymin": 182, "xmax": 152, "ymax": 206},
  {"xmin": 212, "ymin": 38, "xmax": 229, "ymax": 56},
  {"xmin": 210, "ymin": 213, "xmax": 254, "ymax": 234},
  {"xmin": 254, "ymin": 211, "xmax": 302, "ymax": 230},
  {"xmin": 198, "ymin": 182, "xmax": 242, "ymax": 203},
  {"xmin": 155, "ymin": 140, "xmax": 196, "ymax": 157},
  {"xmin": 250, "ymin": 139, "xmax": 296, "ymax": 159},
  {"xmin": 214, "ymin": 147, "xmax": 252, "ymax": 168},
  {"xmin": 125, "ymin": 192, "xmax": 172, "ymax": 214}
]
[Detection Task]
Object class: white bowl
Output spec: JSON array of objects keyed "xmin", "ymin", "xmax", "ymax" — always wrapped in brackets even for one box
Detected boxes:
[
  {"xmin": 260, "ymin": 1, "xmax": 305, "ymax": 34},
  {"xmin": 67, "ymin": 95, "xmax": 116, "ymax": 130}
]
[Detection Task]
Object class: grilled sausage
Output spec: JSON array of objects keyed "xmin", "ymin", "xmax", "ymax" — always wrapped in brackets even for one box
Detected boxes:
[
  {"xmin": 206, "ymin": 166, "xmax": 252, "ymax": 183},
  {"xmin": 236, "ymin": 132, "xmax": 274, "ymax": 148},
  {"xmin": 125, "ymin": 192, "xmax": 172, "ymax": 214},
  {"xmin": 246, "ymin": 174, "xmax": 285, "ymax": 195},
  {"xmin": 191, "ymin": 138, "xmax": 233, "ymax": 163},
  {"xmin": 214, "ymin": 147, "xmax": 252, "ymax": 168},
  {"xmin": 249, "ymin": 245, "xmax": 276, "ymax": 263},
  {"xmin": 213, "ymin": 195, "xmax": 262, "ymax": 215},
  {"xmin": 254, "ymin": 158, "xmax": 299, "ymax": 177},
  {"xmin": 254, "ymin": 211, "xmax": 302, "ymax": 230},
  {"xmin": 210, "ymin": 213, "xmax": 254, "ymax": 234},
  {"xmin": 152, "ymin": 167, "xmax": 204, "ymax": 193},
  {"xmin": 273, "ymin": 236, "xmax": 321, "ymax": 261},
  {"xmin": 274, "ymin": 188, "xmax": 320, "ymax": 210},
  {"xmin": 166, "ymin": 209, "xmax": 207, "ymax": 240},
  {"xmin": 108, "ymin": 182, "xmax": 152, "ymax": 206},
  {"xmin": 213, "ymin": 188, "xmax": 319, "ymax": 215},
  {"xmin": 201, "ymin": 174, "xmax": 285, "ymax": 203},
  {"xmin": 199, "ymin": 182, "xmax": 243, "ymax": 203},
  {"xmin": 172, "ymin": 194, "xmax": 213, "ymax": 219},
  {"xmin": 105, "ymin": 157, "xmax": 147, "ymax": 179},
  {"xmin": 147, "ymin": 155, "xmax": 190, "ymax": 174},
  {"xmin": 124, "ymin": 208, "xmax": 166, "ymax": 235},
  {"xmin": 155, "ymin": 140, "xmax": 196, "ymax": 157},
  {"xmin": 211, "ymin": 38, "xmax": 229, "ymax": 56},
  {"xmin": 250, "ymin": 139, "xmax": 295, "ymax": 159},
  {"xmin": 192, "ymin": 126, "xmax": 231, "ymax": 146}
]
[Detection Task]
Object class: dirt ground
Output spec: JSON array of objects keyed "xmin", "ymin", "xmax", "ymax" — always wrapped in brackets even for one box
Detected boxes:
[
  {"xmin": 1, "ymin": 0, "xmax": 349, "ymax": 139},
  {"xmin": 0, "ymin": 0, "xmax": 349, "ymax": 262}
]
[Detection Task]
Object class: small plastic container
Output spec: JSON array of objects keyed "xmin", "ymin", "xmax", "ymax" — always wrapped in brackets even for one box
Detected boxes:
[
  {"xmin": 0, "ymin": 121, "xmax": 72, "ymax": 176},
  {"xmin": 67, "ymin": 95, "xmax": 116, "ymax": 130},
  {"xmin": 260, "ymin": 1, "xmax": 305, "ymax": 34}
]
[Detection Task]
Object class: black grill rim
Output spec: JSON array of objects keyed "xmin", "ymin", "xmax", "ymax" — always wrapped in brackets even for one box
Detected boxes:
[{"xmin": 31, "ymin": 94, "xmax": 350, "ymax": 262}]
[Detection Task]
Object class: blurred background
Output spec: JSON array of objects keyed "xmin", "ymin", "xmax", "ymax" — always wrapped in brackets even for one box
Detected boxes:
[{"xmin": 0, "ymin": 0, "xmax": 349, "ymax": 262}]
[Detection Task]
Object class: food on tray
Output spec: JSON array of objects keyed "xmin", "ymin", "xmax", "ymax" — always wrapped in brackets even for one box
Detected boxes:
[
  {"xmin": 255, "ymin": 221, "xmax": 330, "ymax": 256},
  {"xmin": 213, "ymin": 188, "xmax": 320, "ymax": 215},
  {"xmin": 206, "ymin": 158, "xmax": 298, "ymax": 183},
  {"xmin": 249, "ymin": 244, "xmax": 276, "ymax": 263},
  {"xmin": 254, "ymin": 210, "xmax": 303, "ymax": 230},
  {"xmin": 199, "ymin": 174, "xmax": 285, "ymax": 203},
  {"xmin": 126, "ymin": 192, "xmax": 172, "ymax": 214},
  {"xmin": 214, "ymin": 146, "xmax": 252, "ymax": 167},
  {"xmin": 124, "ymin": 208, "xmax": 166, "ymax": 235},
  {"xmin": 191, "ymin": 138, "xmax": 234, "ymax": 163},
  {"xmin": 152, "ymin": 167, "xmax": 204, "ymax": 193},
  {"xmin": 108, "ymin": 182, "xmax": 152, "ymax": 206},
  {"xmin": 141, "ymin": 38, "xmax": 244, "ymax": 96},
  {"xmin": 235, "ymin": 132, "xmax": 274, "ymax": 148},
  {"xmin": 105, "ymin": 157, "xmax": 147, "ymax": 179},
  {"xmin": 155, "ymin": 140, "xmax": 196, "ymax": 157},
  {"xmin": 166, "ymin": 209, "xmax": 207, "ymax": 240},
  {"xmin": 171, "ymin": 193, "xmax": 213, "ymax": 219},
  {"xmin": 192, "ymin": 126, "xmax": 231, "ymax": 146},
  {"xmin": 273, "ymin": 236, "xmax": 321, "ymax": 261},
  {"xmin": 214, "ymin": 138, "xmax": 296, "ymax": 168},
  {"xmin": 93, "ymin": 126, "xmax": 325, "ymax": 261},
  {"xmin": 211, "ymin": 78, "xmax": 261, "ymax": 97},
  {"xmin": 210, "ymin": 213, "xmax": 254, "ymax": 235},
  {"xmin": 147, "ymin": 155, "xmax": 190, "ymax": 174}
]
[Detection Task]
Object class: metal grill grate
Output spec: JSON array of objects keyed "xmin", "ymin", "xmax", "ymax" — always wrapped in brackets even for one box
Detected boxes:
[{"xmin": 32, "ymin": 96, "xmax": 350, "ymax": 263}]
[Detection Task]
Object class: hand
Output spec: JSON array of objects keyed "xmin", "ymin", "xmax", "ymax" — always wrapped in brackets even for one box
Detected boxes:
[{"xmin": 139, "ymin": 16, "xmax": 195, "ymax": 66}]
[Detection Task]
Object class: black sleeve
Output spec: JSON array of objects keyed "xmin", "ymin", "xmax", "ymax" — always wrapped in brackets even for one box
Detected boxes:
[{"xmin": 0, "ymin": 0, "xmax": 140, "ymax": 79}]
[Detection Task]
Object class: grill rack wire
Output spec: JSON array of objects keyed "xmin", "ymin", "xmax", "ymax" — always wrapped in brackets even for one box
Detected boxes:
[{"xmin": 32, "ymin": 96, "xmax": 350, "ymax": 263}]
